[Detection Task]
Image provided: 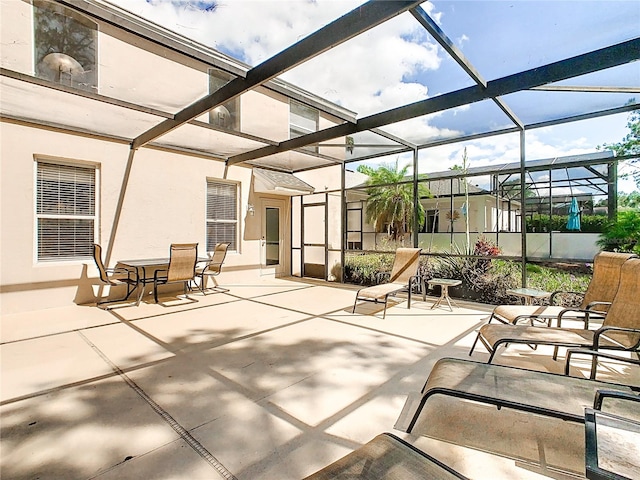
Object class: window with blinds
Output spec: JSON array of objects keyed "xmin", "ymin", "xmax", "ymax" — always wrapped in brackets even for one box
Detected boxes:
[
  {"xmin": 36, "ymin": 161, "xmax": 96, "ymax": 261},
  {"xmin": 290, "ymin": 99, "xmax": 319, "ymax": 153},
  {"xmin": 206, "ymin": 180, "xmax": 237, "ymax": 252}
]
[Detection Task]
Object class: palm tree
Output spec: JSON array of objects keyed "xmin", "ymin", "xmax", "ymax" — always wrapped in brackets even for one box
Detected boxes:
[{"xmin": 357, "ymin": 160, "xmax": 430, "ymax": 241}]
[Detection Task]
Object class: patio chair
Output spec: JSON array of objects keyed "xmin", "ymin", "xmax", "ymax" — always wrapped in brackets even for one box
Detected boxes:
[
  {"xmin": 471, "ymin": 257, "xmax": 640, "ymax": 373},
  {"xmin": 352, "ymin": 248, "xmax": 422, "ymax": 319},
  {"xmin": 468, "ymin": 251, "xmax": 637, "ymax": 354},
  {"xmin": 303, "ymin": 432, "xmax": 469, "ymax": 479},
  {"xmin": 394, "ymin": 356, "xmax": 640, "ymax": 435},
  {"xmin": 153, "ymin": 243, "xmax": 198, "ymax": 303},
  {"xmin": 93, "ymin": 243, "xmax": 138, "ymax": 307},
  {"xmin": 193, "ymin": 242, "xmax": 229, "ymax": 294}
]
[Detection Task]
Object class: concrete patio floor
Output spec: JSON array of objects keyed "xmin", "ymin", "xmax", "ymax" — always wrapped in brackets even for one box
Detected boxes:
[{"xmin": 1, "ymin": 277, "xmax": 638, "ymax": 480}]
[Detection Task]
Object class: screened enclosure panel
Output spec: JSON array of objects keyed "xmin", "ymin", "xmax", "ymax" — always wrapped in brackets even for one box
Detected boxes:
[
  {"xmin": 303, "ymin": 205, "xmax": 325, "ymax": 245},
  {"xmin": 157, "ymin": 122, "xmax": 269, "ymax": 158},
  {"xmin": 246, "ymin": 150, "xmax": 341, "ymax": 171},
  {"xmin": 430, "ymin": 1, "xmax": 640, "ymax": 81},
  {"xmin": 501, "ymin": 89, "xmax": 639, "ymax": 127},
  {"xmin": 292, "ymin": 196, "xmax": 302, "ymax": 249},
  {"xmin": 327, "ymin": 250, "xmax": 342, "ymax": 282},
  {"xmin": 0, "ymin": 76, "xmax": 164, "ymax": 139},
  {"xmin": 327, "ymin": 192, "xmax": 342, "ymax": 251},
  {"xmin": 291, "ymin": 249, "xmax": 302, "ymax": 276}
]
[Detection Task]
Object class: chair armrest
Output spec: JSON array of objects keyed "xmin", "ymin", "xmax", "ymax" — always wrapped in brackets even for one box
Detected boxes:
[
  {"xmin": 549, "ymin": 290, "xmax": 584, "ymax": 306},
  {"xmin": 594, "ymin": 389, "xmax": 640, "ymax": 410},
  {"xmin": 565, "ymin": 348, "xmax": 640, "ymax": 377},
  {"xmin": 153, "ymin": 268, "xmax": 168, "ymax": 282},
  {"xmin": 557, "ymin": 307, "xmax": 604, "ymax": 328},
  {"xmin": 594, "ymin": 326, "xmax": 640, "ymax": 350},
  {"xmin": 106, "ymin": 267, "xmax": 137, "ymax": 283},
  {"xmin": 585, "ymin": 301, "xmax": 611, "ymax": 311}
]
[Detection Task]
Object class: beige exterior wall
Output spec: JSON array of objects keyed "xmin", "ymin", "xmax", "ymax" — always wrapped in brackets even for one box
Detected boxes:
[
  {"xmin": 99, "ymin": 25, "xmax": 209, "ymax": 112},
  {"xmin": 0, "ymin": 0, "xmax": 33, "ymax": 73},
  {"xmin": 0, "ymin": 1, "xmax": 350, "ymax": 314},
  {"xmin": 0, "ymin": 121, "xmax": 267, "ymax": 314}
]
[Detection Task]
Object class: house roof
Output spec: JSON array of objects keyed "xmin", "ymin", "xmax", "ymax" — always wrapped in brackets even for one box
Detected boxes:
[{"xmin": 253, "ymin": 168, "xmax": 315, "ymax": 196}]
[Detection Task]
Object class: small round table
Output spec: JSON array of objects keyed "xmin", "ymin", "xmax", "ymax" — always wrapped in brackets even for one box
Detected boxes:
[{"xmin": 428, "ymin": 278, "xmax": 462, "ymax": 311}]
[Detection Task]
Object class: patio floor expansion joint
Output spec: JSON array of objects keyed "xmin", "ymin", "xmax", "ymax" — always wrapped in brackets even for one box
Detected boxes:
[{"xmin": 77, "ymin": 330, "xmax": 238, "ymax": 480}]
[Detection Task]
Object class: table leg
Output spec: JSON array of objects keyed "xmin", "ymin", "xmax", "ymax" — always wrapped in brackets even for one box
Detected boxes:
[{"xmin": 430, "ymin": 285, "xmax": 460, "ymax": 311}]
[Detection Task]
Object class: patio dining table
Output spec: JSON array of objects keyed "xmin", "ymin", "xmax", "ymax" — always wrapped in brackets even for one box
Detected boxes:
[{"xmin": 117, "ymin": 257, "xmax": 207, "ymax": 306}]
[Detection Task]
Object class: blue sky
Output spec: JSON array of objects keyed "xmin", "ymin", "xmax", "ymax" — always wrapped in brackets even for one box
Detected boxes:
[{"xmin": 112, "ymin": 0, "xmax": 638, "ymax": 192}]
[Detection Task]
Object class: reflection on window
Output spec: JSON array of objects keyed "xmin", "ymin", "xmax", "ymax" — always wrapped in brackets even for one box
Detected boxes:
[
  {"xmin": 33, "ymin": 1, "xmax": 97, "ymax": 92},
  {"xmin": 209, "ymin": 70, "xmax": 240, "ymax": 131},
  {"xmin": 36, "ymin": 161, "xmax": 96, "ymax": 261},
  {"xmin": 206, "ymin": 180, "xmax": 237, "ymax": 252},
  {"xmin": 290, "ymin": 100, "xmax": 319, "ymax": 153}
]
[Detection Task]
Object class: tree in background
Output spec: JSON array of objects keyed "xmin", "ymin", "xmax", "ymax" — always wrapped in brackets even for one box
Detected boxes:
[
  {"xmin": 357, "ymin": 161, "xmax": 431, "ymax": 241},
  {"xmin": 599, "ymin": 109, "xmax": 640, "ymax": 188}
]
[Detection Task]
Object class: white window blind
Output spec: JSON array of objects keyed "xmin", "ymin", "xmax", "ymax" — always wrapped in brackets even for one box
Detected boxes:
[
  {"xmin": 290, "ymin": 100, "xmax": 319, "ymax": 153},
  {"xmin": 206, "ymin": 180, "xmax": 237, "ymax": 252},
  {"xmin": 36, "ymin": 162, "xmax": 96, "ymax": 261}
]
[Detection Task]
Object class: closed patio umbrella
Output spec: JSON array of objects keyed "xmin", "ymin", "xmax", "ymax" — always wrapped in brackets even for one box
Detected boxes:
[{"xmin": 566, "ymin": 197, "xmax": 581, "ymax": 231}]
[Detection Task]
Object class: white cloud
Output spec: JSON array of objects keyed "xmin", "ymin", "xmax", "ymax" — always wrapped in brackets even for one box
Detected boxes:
[
  {"xmin": 457, "ymin": 34, "xmax": 469, "ymax": 47},
  {"xmin": 109, "ymin": 0, "xmax": 634, "ymax": 191}
]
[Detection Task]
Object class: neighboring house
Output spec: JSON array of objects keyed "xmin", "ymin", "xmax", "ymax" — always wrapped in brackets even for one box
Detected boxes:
[
  {"xmin": 0, "ymin": 0, "xmax": 354, "ymax": 313},
  {"xmin": 345, "ymin": 173, "xmax": 520, "ymax": 251},
  {"xmin": 420, "ymin": 178, "xmax": 520, "ymax": 234}
]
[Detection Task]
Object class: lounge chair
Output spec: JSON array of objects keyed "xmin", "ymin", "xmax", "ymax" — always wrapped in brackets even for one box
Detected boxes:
[
  {"xmin": 93, "ymin": 243, "xmax": 138, "ymax": 308},
  {"xmin": 486, "ymin": 251, "xmax": 635, "ymax": 326},
  {"xmin": 470, "ymin": 258, "xmax": 640, "ymax": 374},
  {"xmin": 153, "ymin": 243, "xmax": 198, "ymax": 303},
  {"xmin": 394, "ymin": 356, "xmax": 640, "ymax": 435},
  {"xmin": 303, "ymin": 433, "xmax": 469, "ymax": 480},
  {"xmin": 468, "ymin": 251, "xmax": 636, "ymax": 355},
  {"xmin": 352, "ymin": 248, "xmax": 422, "ymax": 319},
  {"xmin": 193, "ymin": 242, "xmax": 229, "ymax": 294}
]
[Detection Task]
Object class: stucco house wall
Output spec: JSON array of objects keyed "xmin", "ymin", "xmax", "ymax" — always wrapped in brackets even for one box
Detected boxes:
[{"xmin": 0, "ymin": 1, "xmax": 348, "ymax": 314}]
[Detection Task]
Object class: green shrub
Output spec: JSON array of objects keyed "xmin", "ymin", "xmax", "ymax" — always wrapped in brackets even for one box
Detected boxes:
[
  {"xmin": 526, "ymin": 214, "xmax": 607, "ymax": 233},
  {"xmin": 343, "ymin": 243, "xmax": 593, "ymax": 306},
  {"xmin": 343, "ymin": 253, "xmax": 394, "ymax": 286},
  {"xmin": 597, "ymin": 211, "xmax": 640, "ymax": 254}
]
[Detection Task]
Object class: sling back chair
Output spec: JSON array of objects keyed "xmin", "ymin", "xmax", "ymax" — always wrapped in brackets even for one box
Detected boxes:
[
  {"xmin": 153, "ymin": 243, "xmax": 198, "ymax": 303},
  {"xmin": 491, "ymin": 251, "xmax": 634, "ymax": 325},
  {"xmin": 303, "ymin": 433, "xmax": 469, "ymax": 480},
  {"xmin": 394, "ymin": 356, "xmax": 640, "ymax": 436},
  {"xmin": 471, "ymin": 257, "xmax": 640, "ymax": 372},
  {"xmin": 194, "ymin": 242, "xmax": 229, "ymax": 294},
  {"xmin": 352, "ymin": 248, "xmax": 422, "ymax": 319},
  {"xmin": 469, "ymin": 251, "xmax": 637, "ymax": 354},
  {"xmin": 93, "ymin": 244, "xmax": 138, "ymax": 308}
]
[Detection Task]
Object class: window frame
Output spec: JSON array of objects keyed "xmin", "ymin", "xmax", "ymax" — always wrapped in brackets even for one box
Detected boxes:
[
  {"xmin": 32, "ymin": 0, "xmax": 98, "ymax": 93},
  {"xmin": 34, "ymin": 158, "xmax": 99, "ymax": 263},
  {"xmin": 205, "ymin": 179, "xmax": 239, "ymax": 253}
]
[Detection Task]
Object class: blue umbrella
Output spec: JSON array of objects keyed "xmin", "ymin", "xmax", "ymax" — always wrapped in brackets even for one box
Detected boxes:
[{"xmin": 566, "ymin": 197, "xmax": 581, "ymax": 231}]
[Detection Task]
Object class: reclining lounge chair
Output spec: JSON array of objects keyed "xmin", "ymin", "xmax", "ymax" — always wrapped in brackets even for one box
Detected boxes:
[
  {"xmin": 483, "ymin": 251, "xmax": 636, "ymax": 327},
  {"xmin": 470, "ymin": 257, "xmax": 640, "ymax": 375},
  {"xmin": 394, "ymin": 356, "xmax": 640, "ymax": 435},
  {"xmin": 303, "ymin": 433, "xmax": 469, "ymax": 479},
  {"xmin": 352, "ymin": 248, "xmax": 422, "ymax": 319}
]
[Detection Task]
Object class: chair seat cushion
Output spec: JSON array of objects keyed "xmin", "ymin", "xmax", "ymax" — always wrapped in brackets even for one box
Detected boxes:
[{"xmin": 357, "ymin": 282, "xmax": 407, "ymax": 300}]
